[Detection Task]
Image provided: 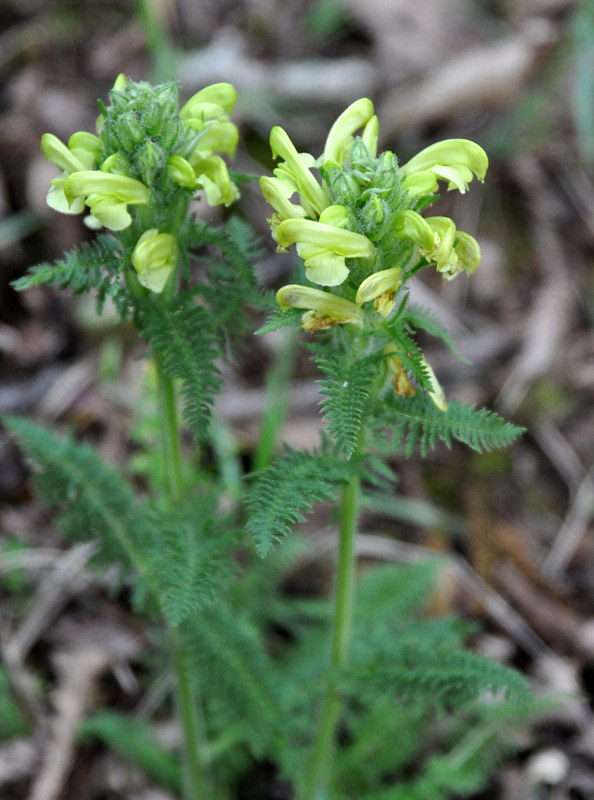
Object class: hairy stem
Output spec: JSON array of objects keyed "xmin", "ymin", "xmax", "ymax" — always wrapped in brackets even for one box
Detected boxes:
[
  {"xmin": 300, "ymin": 438, "xmax": 362, "ymax": 800},
  {"xmin": 154, "ymin": 352, "xmax": 210, "ymax": 800}
]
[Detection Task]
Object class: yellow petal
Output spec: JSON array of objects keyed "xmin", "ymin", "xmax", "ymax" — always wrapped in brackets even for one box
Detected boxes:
[
  {"xmin": 276, "ymin": 284, "xmax": 364, "ymax": 327},
  {"xmin": 179, "ymin": 83, "xmax": 237, "ymax": 119},
  {"xmin": 355, "ymin": 267, "xmax": 402, "ymax": 306},
  {"xmin": 322, "ymin": 98, "xmax": 375, "ymax": 165},
  {"xmin": 401, "ymin": 139, "xmax": 488, "ymax": 184},
  {"xmin": 277, "ymin": 218, "xmax": 374, "ymax": 258}
]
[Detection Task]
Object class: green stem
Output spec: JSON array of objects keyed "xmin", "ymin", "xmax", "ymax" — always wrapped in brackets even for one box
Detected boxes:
[
  {"xmin": 155, "ymin": 355, "xmax": 184, "ymax": 504},
  {"xmin": 154, "ymin": 350, "xmax": 210, "ymax": 800},
  {"xmin": 300, "ymin": 438, "xmax": 362, "ymax": 800},
  {"xmin": 173, "ymin": 630, "xmax": 211, "ymax": 800}
]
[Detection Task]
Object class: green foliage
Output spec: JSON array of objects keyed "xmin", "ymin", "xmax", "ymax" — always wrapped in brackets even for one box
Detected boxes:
[
  {"xmin": 246, "ymin": 445, "xmax": 352, "ymax": 556},
  {"xmin": 145, "ymin": 500, "xmax": 238, "ymax": 625},
  {"xmin": 255, "ymin": 304, "xmax": 303, "ymax": 334},
  {"xmin": 181, "ymin": 217, "xmax": 263, "ymax": 350},
  {"xmin": 179, "ymin": 600, "xmax": 281, "ymax": 760},
  {"xmin": 140, "ymin": 295, "xmax": 222, "ymax": 440},
  {"xmin": 385, "ymin": 317, "xmax": 433, "ymax": 392},
  {"xmin": 262, "ymin": 560, "xmax": 537, "ymax": 799},
  {"xmin": 2, "ymin": 415, "xmax": 146, "ymax": 572},
  {"xmin": 12, "ymin": 235, "xmax": 130, "ymax": 317},
  {"xmin": 378, "ymin": 395, "xmax": 525, "ymax": 456},
  {"xmin": 79, "ymin": 711, "xmax": 182, "ymax": 794},
  {"xmin": 309, "ymin": 341, "xmax": 380, "ymax": 457},
  {"xmin": 401, "ymin": 303, "xmax": 469, "ymax": 364}
]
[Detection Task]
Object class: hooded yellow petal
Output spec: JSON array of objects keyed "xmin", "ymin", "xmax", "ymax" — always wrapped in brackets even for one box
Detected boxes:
[{"xmin": 322, "ymin": 98, "xmax": 375, "ymax": 166}]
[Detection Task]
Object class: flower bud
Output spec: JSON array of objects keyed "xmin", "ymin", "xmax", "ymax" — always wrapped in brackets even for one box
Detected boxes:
[{"xmin": 132, "ymin": 229, "xmax": 178, "ymax": 293}]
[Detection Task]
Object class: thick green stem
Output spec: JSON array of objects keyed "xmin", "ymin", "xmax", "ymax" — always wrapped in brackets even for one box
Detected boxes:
[
  {"xmin": 154, "ymin": 351, "xmax": 209, "ymax": 800},
  {"xmin": 300, "ymin": 443, "xmax": 362, "ymax": 800}
]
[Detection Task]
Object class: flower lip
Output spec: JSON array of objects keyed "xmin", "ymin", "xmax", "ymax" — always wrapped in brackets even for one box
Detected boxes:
[
  {"xmin": 355, "ymin": 266, "xmax": 402, "ymax": 307},
  {"xmin": 132, "ymin": 229, "xmax": 178, "ymax": 293}
]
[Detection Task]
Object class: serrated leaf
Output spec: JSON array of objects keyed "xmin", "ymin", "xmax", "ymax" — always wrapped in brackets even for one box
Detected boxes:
[
  {"xmin": 12, "ymin": 235, "xmax": 129, "ymax": 317},
  {"xmin": 2, "ymin": 415, "xmax": 147, "ymax": 571},
  {"xmin": 310, "ymin": 343, "xmax": 379, "ymax": 458},
  {"xmin": 146, "ymin": 501, "xmax": 237, "ymax": 625},
  {"xmin": 402, "ymin": 304, "xmax": 469, "ymax": 364},
  {"xmin": 246, "ymin": 446, "xmax": 350, "ymax": 555},
  {"xmin": 381, "ymin": 395, "xmax": 525, "ymax": 456},
  {"xmin": 140, "ymin": 296, "xmax": 221, "ymax": 440}
]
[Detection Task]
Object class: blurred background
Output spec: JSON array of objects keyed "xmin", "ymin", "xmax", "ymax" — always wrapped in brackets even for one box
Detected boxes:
[{"xmin": 0, "ymin": 0, "xmax": 593, "ymax": 798}]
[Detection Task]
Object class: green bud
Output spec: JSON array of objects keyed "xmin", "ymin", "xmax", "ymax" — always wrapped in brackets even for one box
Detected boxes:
[{"xmin": 137, "ymin": 140, "xmax": 163, "ymax": 184}]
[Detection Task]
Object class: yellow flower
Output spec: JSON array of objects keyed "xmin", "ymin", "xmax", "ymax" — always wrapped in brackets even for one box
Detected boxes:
[
  {"xmin": 178, "ymin": 83, "xmax": 240, "ymax": 207},
  {"xmin": 41, "ymin": 132, "xmax": 102, "ymax": 214},
  {"xmin": 270, "ymin": 127, "xmax": 330, "ymax": 218},
  {"xmin": 132, "ymin": 229, "xmax": 178, "ymax": 293},
  {"xmin": 401, "ymin": 138, "xmax": 488, "ymax": 196},
  {"xmin": 321, "ymin": 98, "xmax": 377, "ymax": 166},
  {"xmin": 394, "ymin": 211, "xmax": 481, "ymax": 281},
  {"xmin": 64, "ymin": 171, "xmax": 149, "ymax": 230},
  {"xmin": 356, "ymin": 267, "xmax": 402, "ymax": 317},
  {"xmin": 276, "ymin": 284, "xmax": 364, "ymax": 331},
  {"xmin": 277, "ymin": 206, "xmax": 374, "ymax": 287},
  {"xmin": 420, "ymin": 355, "xmax": 447, "ymax": 411}
]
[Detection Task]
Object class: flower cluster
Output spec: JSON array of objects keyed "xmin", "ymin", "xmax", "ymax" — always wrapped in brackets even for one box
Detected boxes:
[
  {"xmin": 261, "ymin": 98, "xmax": 488, "ymax": 408},
  {"xmin": 41, "ymin": 76, "xmax": 240, "ymax": 292}
]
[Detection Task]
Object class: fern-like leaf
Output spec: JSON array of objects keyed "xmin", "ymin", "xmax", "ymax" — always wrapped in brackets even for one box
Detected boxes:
[
  {"xmin": 2, "ymin": 416, "xmax": 147, "ymax": 572},
  {"xmin": 146, "ymin": 500, "xmax": 238, "ymax": 625},
  {"xmin": 140, "ymin": 296, "xmax": 221, "ymax": 440},
  {"xmin": 310, "ymin": 343, "xmax": 380, "ymax": 457},
  {"xmin": 402, "ymin": 304, "xmax": 469, "ymax": 363},
  {"xmin": 182, "ymin": 217, "xmax": 263, "ymax": 348},
  {"xmin": 12, "ymin": 236, "xmax": 129, "ymax": 317},
  {"xmin": 246, "ymin": 446, "xmax": 351, "ymax": 555},
  {"xmin": 180, "ymin": 602, "xmax": 280, "ymax": 757},
  {"xmin": 379, "ymin": 394, "xmax": 524, "ymax": 456}
]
